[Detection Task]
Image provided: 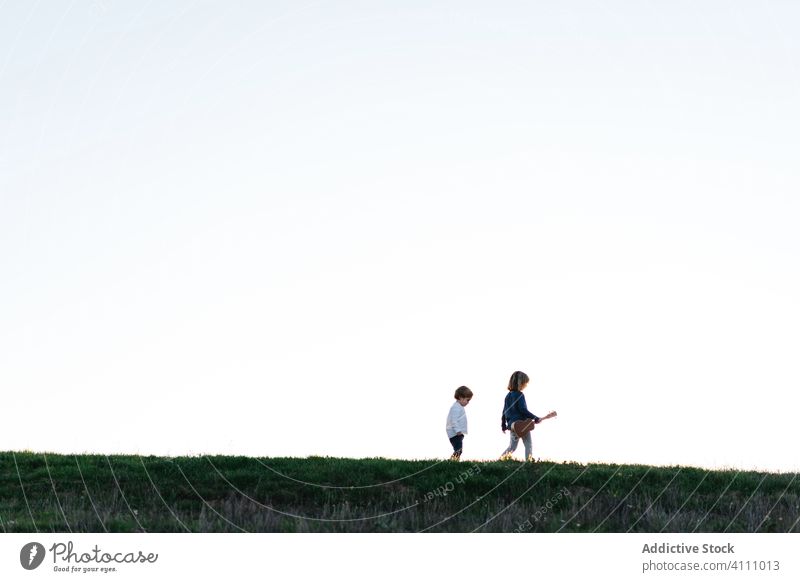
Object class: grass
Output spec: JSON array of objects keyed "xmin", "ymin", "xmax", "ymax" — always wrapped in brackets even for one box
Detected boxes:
[{"xmin": 1, "ymin": 452, "xmax": 798, "ymax": 533}]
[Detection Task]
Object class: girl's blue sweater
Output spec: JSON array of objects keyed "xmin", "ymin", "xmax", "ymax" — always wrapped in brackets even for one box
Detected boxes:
[{"xmin": 501, "ymin": 391, "xmax": 540, "ymax": 430}]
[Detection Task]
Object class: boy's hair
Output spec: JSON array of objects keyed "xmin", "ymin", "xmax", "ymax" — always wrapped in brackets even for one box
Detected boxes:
[
  {"xmin": 507, "ymin": 371, "xmax": 530, "ymax": 392},
  {"xmin": 454, "ymin": 386, "xmax": 473, "ymax": 399}
]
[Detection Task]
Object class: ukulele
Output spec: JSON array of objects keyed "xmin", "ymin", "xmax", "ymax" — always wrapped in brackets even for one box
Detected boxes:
[{"xmin": 511, "ymin": 411, "xmax": 557, "ymax": 437}]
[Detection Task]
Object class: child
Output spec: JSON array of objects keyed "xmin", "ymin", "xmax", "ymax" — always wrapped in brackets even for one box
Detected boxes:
[
  {"xmin": 445, "ymin": 386, "xmax": 473, "ymax": 460},
  {"xmin": 500, "ymin": 371, "xmax": 541, "ymax": 462}
]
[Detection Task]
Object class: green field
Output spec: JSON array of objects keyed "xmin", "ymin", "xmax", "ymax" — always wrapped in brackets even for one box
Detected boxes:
[{"xmin": 1, "ymin": 452, "xmax": 797, "ymax": 533}]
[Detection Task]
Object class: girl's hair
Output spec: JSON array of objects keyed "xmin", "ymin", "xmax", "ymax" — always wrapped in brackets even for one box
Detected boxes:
[
  {"xmin": 454, "ymin": 386, "xmax": 473, "ymax": 399},
  {"xmin": 507, "ymin": 371, "xmax": 529, "ymax": 392}
]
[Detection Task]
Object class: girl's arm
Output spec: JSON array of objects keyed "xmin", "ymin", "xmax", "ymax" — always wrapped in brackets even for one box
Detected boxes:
[{"xmin": 518, "ymin": 393, "xmax": 540, "ymax": 422}]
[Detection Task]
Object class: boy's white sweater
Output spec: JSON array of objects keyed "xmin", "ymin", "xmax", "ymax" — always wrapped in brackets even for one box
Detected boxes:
[{"xmin": 446, "ymin": 401, "xmax": 468, "ymax": 438}]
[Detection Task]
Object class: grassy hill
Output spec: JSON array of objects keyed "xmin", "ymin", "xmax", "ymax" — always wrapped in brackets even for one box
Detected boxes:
[{"xmin": 1, "ymin": 452, "xmax": 797, "ymax": 533}]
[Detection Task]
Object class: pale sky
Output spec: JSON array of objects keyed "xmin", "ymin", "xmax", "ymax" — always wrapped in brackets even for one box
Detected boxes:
[{"xmin": 1, "ymin": 1, "xmax": 799, "ymax": 472}]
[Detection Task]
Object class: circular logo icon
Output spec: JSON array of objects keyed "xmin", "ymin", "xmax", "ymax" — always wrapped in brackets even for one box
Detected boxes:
[{"xmin": 20, "ymin": 542, "xmax": 46, "ymax": 570}]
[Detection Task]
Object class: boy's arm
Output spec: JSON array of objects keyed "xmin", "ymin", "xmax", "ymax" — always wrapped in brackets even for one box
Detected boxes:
[
  {"xmin": 446, "ymin": 406, "xmax": 456, "ymax": 431},
  {"xmin": 455, "ymin": 406, "xmax": 467, "ymax": 435}
]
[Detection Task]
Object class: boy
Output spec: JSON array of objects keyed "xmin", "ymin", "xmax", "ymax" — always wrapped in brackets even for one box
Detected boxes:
[{"xmin": 445, "ymin": 386, "xmax": 473, "ymax": 460}]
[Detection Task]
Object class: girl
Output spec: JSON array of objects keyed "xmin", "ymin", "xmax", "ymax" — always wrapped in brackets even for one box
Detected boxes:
[{"xmin": 500, "ymin": 370, "xmax": 554, "ymax": 461}]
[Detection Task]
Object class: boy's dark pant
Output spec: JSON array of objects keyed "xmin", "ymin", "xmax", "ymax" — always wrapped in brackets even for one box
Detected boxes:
[{"xmin": 449, "ymin": 434, "xmax": 464, "ymax": 459}]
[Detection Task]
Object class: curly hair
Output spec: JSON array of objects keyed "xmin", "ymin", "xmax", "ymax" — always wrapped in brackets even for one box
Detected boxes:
[{"xmin": 454, "ymin": 386, "xmax": 473, "ymax": 399}]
